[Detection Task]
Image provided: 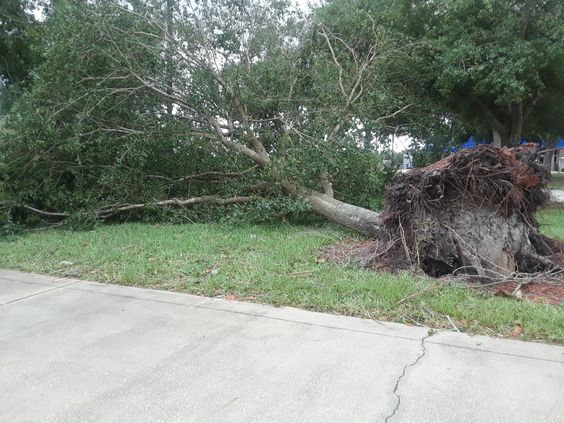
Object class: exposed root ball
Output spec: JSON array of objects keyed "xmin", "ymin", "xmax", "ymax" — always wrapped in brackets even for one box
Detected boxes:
[{"xmin": 378, "ymin": 145, "xmax": 555, "ymax": 277}]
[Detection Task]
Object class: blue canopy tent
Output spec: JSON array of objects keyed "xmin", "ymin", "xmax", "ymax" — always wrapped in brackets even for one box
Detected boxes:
[
  {"xmin": 519, "ymin": 138, "xmax": 546, "ymax": 149},
  {"xmin": 442, "ymin": 145, "xmax": 458, "ymax": 153},
  {"xmin": 460, "ymin": 136, "xmax": 490, "ymax": 149},
  {"xmin": 439, "ymin": 136, "xmax": 488, "ymax": 154},
  {"xmin": 461, "ymin": 136, "xmax": 476, "ymax": 149}
]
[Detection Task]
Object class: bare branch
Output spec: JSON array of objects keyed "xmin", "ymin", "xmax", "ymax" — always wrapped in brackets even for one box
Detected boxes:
[
  {"xmin": 147, "ymin": 165, "xmax": 259, "ymax": 183},
  {"xmin": 374, "ymin": 104, "xmax": 413, "ymax": 123},
  {"xmin": 210, "ymin": 119, "xmax": 270, "ymax": 167},
  {"xmin": 319, "ymin": 27, "xmax": 347, "ymax": 99},
  {"xmin": 97, "ymin": 195, "xmax": 256, "ymax": 218},
  {"xmin": 320, "ymin": 171, "xmax": 334, "ymax": 198},
  {"xmin": 22, "ymin": 206, "xmax": 68, "ymax": 218}
]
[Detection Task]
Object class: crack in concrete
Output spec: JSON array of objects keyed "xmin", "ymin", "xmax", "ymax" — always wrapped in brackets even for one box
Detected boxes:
[{"xmin": 383, "ymin": 330, "xmax": 435, "ymax": 423}]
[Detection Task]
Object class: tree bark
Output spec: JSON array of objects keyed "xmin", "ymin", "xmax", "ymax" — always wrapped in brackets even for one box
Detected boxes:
[
  {"xmin": 509, "ymin": 102, "xmax": 523, "ymax": 145},
  {"xmin": 96, "ymin": 196, "xmax": 256, "ymax": 219},
  {"xmin": 281, "ymin": 180, "xmax": 382, "ymax": 237},
  {"xmin": 305, "ymin": 192, "xmax": 382, "ymax": 237},
  {"xmin": 493, "ymin": 129, "xmax": 502, "ymax": 147}
]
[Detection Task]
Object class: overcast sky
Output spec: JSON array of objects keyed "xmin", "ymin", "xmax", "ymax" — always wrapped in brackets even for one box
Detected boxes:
[
  {"xmin": 297, "ymin": 0, "xmax": 323, "ymax": 12},
  {"xmin": 32, "ymin": 0, "xmax": 323, "ymax": 17}
]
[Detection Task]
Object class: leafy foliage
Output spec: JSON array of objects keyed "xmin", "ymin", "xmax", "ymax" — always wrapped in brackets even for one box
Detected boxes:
[
  {"xmin": 3, "ymin": 0, "xmax": 561, "ymax": 228},
  {"xmin": 392, "ymin": 0, "xmax": 564, "ymax": 144},
  {"xmin": 0, "ymin": 0, "xmax": 395, "ymax": 226},
  {"xmin": 317, "ymin": 0, "xmax": 564, "ymax": 146},
  {"xmin": 0, "ymin": 0, "xmax": 42, "ymax": 114}
]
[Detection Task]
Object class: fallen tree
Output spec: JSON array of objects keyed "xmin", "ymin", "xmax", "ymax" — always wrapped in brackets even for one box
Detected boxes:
[
  {"xmin": 1, "ymin": 0, "xmax": 393, "ymax": 231},
  {"xmin": 3, "ymin": 1, "xmax": 561, "ymax": 283}
]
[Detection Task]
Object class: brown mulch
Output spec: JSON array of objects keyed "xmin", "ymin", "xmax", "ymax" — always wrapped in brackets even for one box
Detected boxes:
[
  {"xmin": 485, "ymin": 281, "xmax": 564, "ymax": 305},
  {"xmin": 320, "ymin": 239, "xmax": 410, "ymax": 273}
]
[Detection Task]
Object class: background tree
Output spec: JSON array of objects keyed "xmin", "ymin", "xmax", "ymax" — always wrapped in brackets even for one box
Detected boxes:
[
  {"xmin": 390, "ymin": 0, "xmax": 564, "ymax": 146},
  {"xmin": 318, "ymin": 0, "xmax": 564, "ymax": 147},
  {"xmin": 0, "ymin": 0, "xmax": 42, "ymax": 115}
]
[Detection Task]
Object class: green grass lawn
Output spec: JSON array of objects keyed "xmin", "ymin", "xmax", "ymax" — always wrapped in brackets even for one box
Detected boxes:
[
  {"xmin": 538, "ymin": 207, "xmax": 564, "ymax": 239},
  {"xmin": 1, "ymin": 216, "xmax": 563, "ymax": 343},
  {"xmin": 547, "ymin": 172, "xmax": 564, "ymax": 190}
]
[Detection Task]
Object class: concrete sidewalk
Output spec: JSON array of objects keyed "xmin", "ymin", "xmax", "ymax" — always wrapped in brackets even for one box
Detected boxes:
[{"xmin": 1, "ymin": 270, "xmax": 562, "ymax": 423}]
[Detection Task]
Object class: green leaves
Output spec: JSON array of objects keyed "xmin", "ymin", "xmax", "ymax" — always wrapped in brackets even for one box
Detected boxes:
[
  {"xmin": 407, "ymin": 0, "xmax": 564, "ymax": 142},
  {"xmin": 316, "ymin": 0, "xmax": 564, "ymax": 146},
  {"xmin": 1, "ymin": 0, "xmax": 398, "ymax": 226},
  {"xmin": 0, "ymin": 0, "xmax": 43, "ymax": 114}
]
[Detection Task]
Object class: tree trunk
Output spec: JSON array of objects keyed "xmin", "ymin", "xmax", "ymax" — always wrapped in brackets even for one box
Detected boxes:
[
  {"xmin": 509, "ymin": 102, "xmax": 523, "ymax": 145},
  {"xmin": 305, "ymin": 192, "xmax": 382, "ymax": 237},
  {"xmin": 500, "ymin": 132, "xmax": 511, "ymax": 146},
  {"xmin": 493, "ymin": 129, "xmax": 502, "ymax": 147}
]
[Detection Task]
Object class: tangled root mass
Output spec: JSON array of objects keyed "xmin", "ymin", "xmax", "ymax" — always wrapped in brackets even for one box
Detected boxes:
[{"xmin": 376, "ymin": 145, "xmax": 555, "ymax": 278}]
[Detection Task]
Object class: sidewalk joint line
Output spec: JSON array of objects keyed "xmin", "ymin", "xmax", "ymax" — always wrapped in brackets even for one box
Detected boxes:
[{"xmin": 0, "ymin": 280, "xmax": 80, "ymax": 307}]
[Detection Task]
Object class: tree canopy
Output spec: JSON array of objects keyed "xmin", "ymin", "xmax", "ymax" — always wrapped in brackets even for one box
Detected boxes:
[
  {"xmin": 0, "ymin": 0, "xmax": 42, "ymax": 114},
  {"xmin": 387, "ymin": 0, "xmax": 562, "ymax": 145}
]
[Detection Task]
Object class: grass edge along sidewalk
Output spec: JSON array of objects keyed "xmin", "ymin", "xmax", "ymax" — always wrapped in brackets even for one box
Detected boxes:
[{"xmin": 1, "ymin": 214, "xmax": 563, "ymax": 344}]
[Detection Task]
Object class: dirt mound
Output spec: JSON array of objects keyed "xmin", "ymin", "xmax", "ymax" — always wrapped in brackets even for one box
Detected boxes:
[{"xmin": 322, "ymin": 239, "xmax": 564, "ymax": 305}]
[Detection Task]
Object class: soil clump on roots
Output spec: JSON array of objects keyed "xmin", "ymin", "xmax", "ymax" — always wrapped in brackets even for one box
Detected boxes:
[{"xmin": 323, "ymin": 144, "xmax": 564, "ymax": 304}]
